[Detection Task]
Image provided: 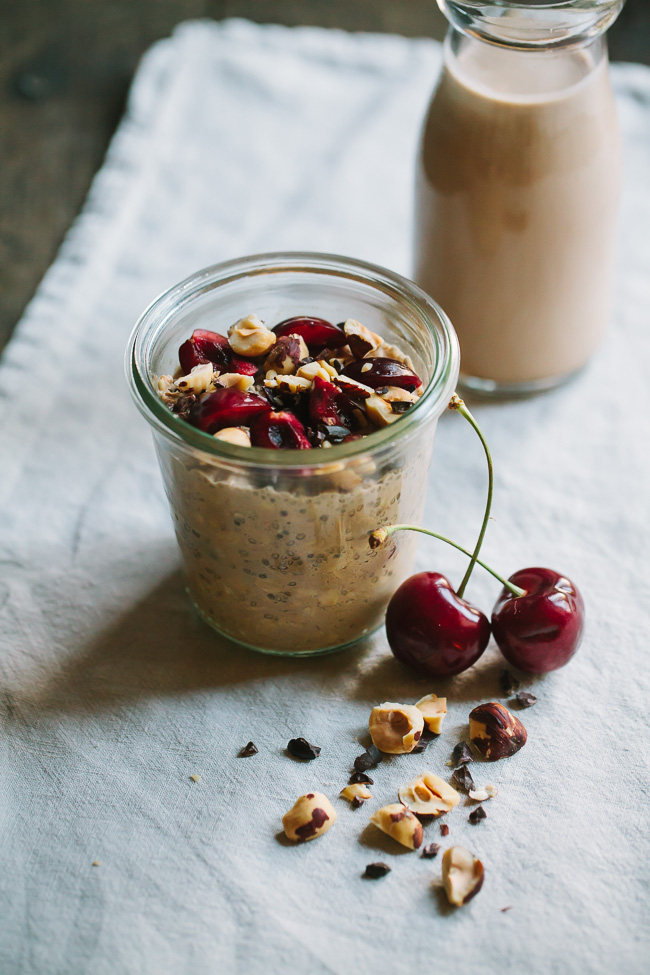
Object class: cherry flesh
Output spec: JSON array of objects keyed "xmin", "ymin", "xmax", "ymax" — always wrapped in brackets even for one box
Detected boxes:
[
  {"xmin": 230, "ymin": 355, "xmax": 260, "ymax": 376},
  {"xmin": 491, "ymin": 567, "xmax": 584, "ymax": 674},
  {"xmin": 273, "ymin": 317, "xmax": 347, "ymax": 352},
  {"xmin": 250, "ymin": 411, "xmax": 312, "ymax": 449},
  {"xmin": 179, "ymin": 329, "xmax": 230, "ymax": 374},
  {"xmin": 385, "ymin": 572, "xmax": 491, "ymax": 678},
  {"xmin": 189, "ymin": 388, "xmax": 271, "ymax": 434},
  {"xmin": 342, "ymin": 357, "xmax": 422, "ymax": 391},
  {"xmin": 309, "ymin": 376, "xmax": 355, "ymax": 430}
]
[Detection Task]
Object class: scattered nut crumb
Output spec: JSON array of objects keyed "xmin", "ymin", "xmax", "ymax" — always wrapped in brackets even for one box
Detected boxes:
[
  {"xmin": 515, "ymin": 691, "xmax": 538, "ymax": 709},
  {"xmin": 363, "ymin": 862, "xmax": 391, "ymax": 879},
  {"xmin": 189, "ymin": 774, "xmax": 200, "ymax": 783},
  {"xmin": 92, "ymin": 860, "xmax": 101, "ymax": 867},
  {"xmin": 340, "ymin": 783, "xmax": 372, "ymax": 803},
  {"xmin": 421, "ymin": 843, "xmax": 441, "ymax": 858},
  {"xmin": 240, "ymin": 741, "xmax": 258, "ymax": 757},
  {"xmin": 440, "ymin": 824, "xmax": 450, "ymax": 837},
  {"xmin": 468, "ymin": 806, "xmax": 487, "ymax": 825}
]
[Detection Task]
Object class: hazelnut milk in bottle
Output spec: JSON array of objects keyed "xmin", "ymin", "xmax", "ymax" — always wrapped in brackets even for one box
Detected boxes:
[{"xmin": 414, "ymin": 0, "xmax": 624, "ymax": 395}]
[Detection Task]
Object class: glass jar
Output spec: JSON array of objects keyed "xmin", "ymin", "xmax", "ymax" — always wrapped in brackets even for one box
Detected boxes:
[
  {"xmin": 414, "ymin": 0, "xmax": 624, "ymax": 396},
  {"xmin": 126, "ymin": 253, "xmax": 460, "ymax": 656}
]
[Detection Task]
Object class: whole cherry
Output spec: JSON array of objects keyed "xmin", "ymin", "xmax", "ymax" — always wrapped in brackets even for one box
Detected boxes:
[
  {"xmin": 385, "ymin": 572, "xmax": 490, "ymax": 678},
  {"xmin": 491, "ymin": 567, "xmax": 584, "ymax": 673}
]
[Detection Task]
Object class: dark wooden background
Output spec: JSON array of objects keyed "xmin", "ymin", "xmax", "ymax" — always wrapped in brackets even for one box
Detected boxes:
[{"xmin": 2, "ymin": 0, "xmax": 648, "ymax": 353}]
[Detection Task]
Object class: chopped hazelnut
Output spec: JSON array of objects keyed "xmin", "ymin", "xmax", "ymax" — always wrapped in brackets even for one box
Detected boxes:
[
  {"xmin": 415, "ymin": 693, "xmax": 448, "ymax": 733},
  {"xmin": 174, "ymin": 362, "xmax": 215, "ymax": 395},
  {"xmin": 267, "ymin": 375, "xmax": 312, "ymax": 394},
  {"xmin": 343, "ymin": 319, "xmax": 381, "ymax": 357},
  {"xmin": 468, "ymin": 784, "xmax": 498, "ymax": 802},
  {"xmin": 297, "ymin": 361, "xmax": 334, "ymax": 383},
  {"xmin": 398, "ymin": 773, "xmax": 460, "ymax": 816},
  {"xmin": 228, "ymin": 314, "xmax": 276, "ymax": 357},
  {"xmin": 365, "ymin": 394, "xmax": 400, "ymax": 428},
  {"xmin": 213, "ymin": 427, "xmax": 252, "ymax": 447},
  {"xmin": 216, "ymin": 373, "xmax": 255, "ymax": 391},
  {"xmin": 442, "ymin": 846, "xmax": 485, "ymax": 907},
  {"xmin": 263, "ymin": 334, "xmax": 309, "ymax": 374},
  {"xmin": 369, "ymin": 703, "xmax": 425, "ymax": 754},
  {"xmin": 340, "ymin": 783, "xmax": 372, "ymax": 803},
  {"xmin": 379, "ymin": 386, "xmax": 417, "ymax": 404},
  {"xmin": 469, "ymin": 702, "xmax": 527, "ymax": 761},
  {"xmin": 370, "ymin": 803, "xmax": 423, "ymax": 850},
  {"xmin": 282, "ymin": 792, "xmax": 337, "ymax": 843}
]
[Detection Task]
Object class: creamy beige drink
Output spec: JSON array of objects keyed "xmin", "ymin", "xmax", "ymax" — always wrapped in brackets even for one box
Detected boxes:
[{"xmin": 415, "ymin": 36, "xmax": 621, "ymax": 388}]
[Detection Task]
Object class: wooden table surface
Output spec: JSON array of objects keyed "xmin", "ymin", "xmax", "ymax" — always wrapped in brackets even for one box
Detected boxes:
[{"xmin": 1, "ymin": 0, "xmax": 647, "ymax": 353}]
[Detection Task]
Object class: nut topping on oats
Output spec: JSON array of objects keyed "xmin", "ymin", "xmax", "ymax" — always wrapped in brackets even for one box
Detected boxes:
[{"xmin": 157, "ymin": 314, "xmax": 423, "ymax": 448}]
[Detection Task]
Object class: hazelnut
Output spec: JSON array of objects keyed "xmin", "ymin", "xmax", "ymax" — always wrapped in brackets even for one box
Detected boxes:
[
  {"xmin": 272, "ymin": 375, "xmax": 312, "ymax": 394},
  {"xmin": 398, "ymin": 773, "xmax": 460, "ymax": 816},
  {"xmin": 442, "ymin": 846, "xmax": 485, "ymax": 907},
  {"xmin": 469, "ymin": 702, "xmax": 527, "ymax": 761},
  {"xmin": 263, "ymin": 334, "xmax": 309, "ymax": 374},
  {"xmin": 343, "ymin": 319, "xmax": 381, "ymax": 357},
  {"xmin": 369, "ymin": 703, "xmax": 425, "ymax": 754},
  {"xmin": 296, "ymin": 360, "xmax": 334, "ymax": 383},
  {"xmin": 213, "ymin": 427, "xmax": 251, "ymax": 447},
  {"xmin": 339, "ymin": 783, "xmax": 372, "ymax": 803},
  {"xmin": 370, "ymin": 803, "xmax": 423, "ymax": 851},
  {"xmin": 414, "ymin": 693, "xmax": 448, "ymax": 733},
  {"xmin": 468, "ymin": 784, "xmax": 498, "ymax": 802},
  {"xmin": 282, "ymin": 792, "xmax": 337, "ymax": 843},
  {"xmin": 174, "ymin": 362, "xmax": 215, "ymax": 395},
  {"xmin": 228, "ymin": 314, "xmax": 276, "ymax": 357},
  {"xmin": 365, "ymin": 394, "xmax": 400, "ymax": 428},
  {"xmin": 216, "ymin": 373, "xmax": 255, "ymax": 391},
  {"xmin": 379, "ymin": 386, "xmax": 417, "ymax": 404}
]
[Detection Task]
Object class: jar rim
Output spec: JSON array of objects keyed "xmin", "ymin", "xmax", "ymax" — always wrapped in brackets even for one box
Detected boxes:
[{"xmin": 126, "ymin": 251, "xmax": 460, "ymax": 469}]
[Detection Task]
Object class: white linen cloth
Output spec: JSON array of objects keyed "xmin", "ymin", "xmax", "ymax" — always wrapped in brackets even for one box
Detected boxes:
[{"xmin": 1, "ymin": 19, "xmax": 649, "ymax": 975}]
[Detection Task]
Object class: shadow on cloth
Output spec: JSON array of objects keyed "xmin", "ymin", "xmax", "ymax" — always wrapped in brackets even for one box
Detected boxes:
[{"xmin": 8, "ymin": 568, "xmax": 374, "ymax": 718}]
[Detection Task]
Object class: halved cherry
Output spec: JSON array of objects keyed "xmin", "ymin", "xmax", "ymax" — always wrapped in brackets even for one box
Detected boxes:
[
  {"xmin": 250, "ymin": 411, "xmax": 312, "ymax": 449},
  {"xmin": 189, "ymin": 388, "xmax": 271, "ymax": 434},
  {"xmin": 341, "ymin": 357, "xmax": 422, "ymax": 390},
  {"xmin": 309, "ymin": 376, "xmax": 355, "ymax": 430},
  {"xmin": 230, "ymin": 355, "xmax": 259, "ymax": 376},
  {"xmin": 273, "ymin": 317, "xmax": 347, "ymax": 352},
  {"xmin": 179, "ymin": 329, "xmax": 231, "ymax": 374}
]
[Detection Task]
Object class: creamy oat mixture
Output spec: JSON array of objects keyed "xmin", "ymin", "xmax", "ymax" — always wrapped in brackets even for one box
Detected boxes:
[{"xmin": 155, "ymin": 314, "xmax": 430, "ymax": 652}]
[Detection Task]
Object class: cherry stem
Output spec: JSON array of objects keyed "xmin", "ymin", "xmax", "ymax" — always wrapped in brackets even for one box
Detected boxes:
[
  {"xmin": 448, "ymin": 394, "xmax": 493, "ymax": 598},
  {"xmin": 369, "ymin": 525, "xmax": 526, "ymax": 598}
]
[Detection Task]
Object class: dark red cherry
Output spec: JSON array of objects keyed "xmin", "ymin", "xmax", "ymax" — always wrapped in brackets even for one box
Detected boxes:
[
  {"xmin": 385, "ymin": 572, "xmax": 491, "ymax": 678},
  {"xmin": 250, "ymin": 411, "xmax": 312, "ymax": 449},
  {"xmin": 309, "ymin": 376, "xmax": 354, "ymax": 430},
  {"xmin": 230, "ymin": 355, "xmax": 259, "ymax": 376},
  {"xmin": 188, "ymin": 388, "xmax": 271, "ymax": 434},
  {"xmin": 273, "ymin": 317, "xmax": 347, "ymax": 352},
  {"xmin": 342, "ymin": 357, "xmax": 422, "ymax": 390},
  {"xmin": 491, "ymin": 568, "xmax": 584, "ymax": 674},
  {"xmin": 179, "ymin": 329, "xmax": 231, "ymax": 374}
]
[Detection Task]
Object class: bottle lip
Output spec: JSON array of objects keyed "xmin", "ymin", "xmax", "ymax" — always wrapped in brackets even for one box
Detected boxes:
[
  {"xmin": 438, "ymin": 0, "xmax": 624, "ymax": 50},
  {"xmin": 125, "ymin": 251, "xmax": 460, "ymax": 470}
]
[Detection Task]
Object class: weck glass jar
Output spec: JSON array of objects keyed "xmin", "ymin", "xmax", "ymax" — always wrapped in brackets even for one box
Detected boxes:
[
  {"xmin": 127, "ymin": 252, "xmax": 460, "ymax": 656},
  {"xmin": 414, "ymin": 0, "xmax": 624, "ymax": 395}
]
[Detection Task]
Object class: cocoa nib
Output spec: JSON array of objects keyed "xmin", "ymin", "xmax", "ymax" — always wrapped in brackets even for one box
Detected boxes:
[
  {"xmin": 295, "ymin": 807, "xmax": 329, "ymax": 840},
  {"xmin": 499, "ymin": 669, "xmax": 520, "ymax": 695},
  {"xmin": 351, "ymin": 796, "xmax": 366, "ymax": 810},
  {"xmin": 349, "ymin": 771, "xmax": 374, "ymax": 786},
  {"xmin": 353, "ymin": 745, "xmax": 382, "ymax": 772},
  {"xmin": 440, "ymin": 824, "xmax": 450, "ymax": 837},
  {"xmin": 515, "ymin": 691, "xmax": 538, "ymax": 709},
  {"xmin": 451, "ymin": 742, "xmax": 473, "ymax": 766},
  {"xmin": 364, "ymin": 862, "xmax": 391, "ymax": 879},
  {"xmin": 412, "ymin": 727, "xmax": 438, "ymax": 754},
  {"xmin": 239, "ymin": 741, "xmax": 258, "ymax": 757},
  {"xmin": 287, "ymin": 737, "xmax": 321, "ymax": 760},
  {"xmin": 469, "ymin": 806, "xmax": 487, "ymax": 825},
  {"xmin": 452, "ymin": 765, "xmax": 475, "ymax": 792},
  {"xmin": 421, "ymin": 843, "xmax": 441, "ymax": 858}
]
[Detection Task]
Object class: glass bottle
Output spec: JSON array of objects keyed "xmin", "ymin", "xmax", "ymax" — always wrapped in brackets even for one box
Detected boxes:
[{"xmin": 414, "ymin": 0, "xmax": 624, "ymax": 395}]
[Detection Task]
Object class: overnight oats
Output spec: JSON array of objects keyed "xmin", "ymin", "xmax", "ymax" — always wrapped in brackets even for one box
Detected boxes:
[{"xmin": 127, "ymin": 254, "xmax": 459, "ymax": 655}]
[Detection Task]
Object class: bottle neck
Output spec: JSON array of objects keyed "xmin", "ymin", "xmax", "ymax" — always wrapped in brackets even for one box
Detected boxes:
[{"xmin": 438, "ymin": 1, "xmax": 624, "ymax": 52}]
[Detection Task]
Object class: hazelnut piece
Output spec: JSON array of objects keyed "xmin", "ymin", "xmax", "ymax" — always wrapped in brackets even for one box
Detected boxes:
[
  {"xmin": 216, "ymin": 373, "xmax": 255, "ymax": 392},
  {"xmin": 174, "ymin": 362, "xmax": 215, "ymax": 395},
  {"xmin": 365, "ymin": 394, "xmax": 400, "ymax": 427},
  {"xmin": 370, "ymin": 803, "xmax": 423, "ymax": 850},
  {"xmin": 228, "ymin": 314, "xmax": 276, "ymax": 357},
  {"xmin": 263, "ymin": 334, "xmax": 309, "ymax": 374},
  {"xmin": 343, "ymin": 319, "xmax": 381, "ymax": 357},
  {"xmin": 369, "ymin": 703, "xmax": 425, "ymax": 754},
  {"xmin": 414, "ymin": 693, "xmax": 448, "ymax": 733},
  {"xmin": 469, "ymin": 702, "xmax": 527, "ymax": 761},
  {"xmin": 213, "ymin": 427, "xmax": 251, "ymax": 447},
  {"xmin": 339, "ymin": 783, "xmax": 372, "ymax": 803},
  {"xmin": 442, "ymin": 846, "xmax": 485, "ymax": 907},
  {"xmin": 296, "ymin": 360, "xmax": 335, "ymax": 383},
  {"xmin": 398, "ymin": 773, "xmax": 460, "ymax": 816},
  {"xmin": 282, "ymin": 792, "xmax": 337, "ymax": 843}
]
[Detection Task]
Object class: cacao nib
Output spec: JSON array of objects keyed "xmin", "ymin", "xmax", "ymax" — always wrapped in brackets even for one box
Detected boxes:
[
  {"xmin": 421, "ymin": 843, "xmax": 441, "ymax": 858},
  {"xmin": 239, "ymin": 741, "xmax": 258, "ymax": 757},
  {"xmin": 469, "ymin": 806, "xmax": 487, "ymax": 825},
  {"xmin": 351, "ymin": 796, "xmax": 365, "ymax": 810},
  {"xmin": 452, "ymin": 765, "xmax": 475, "ymax": 792},
  {"xmin": 451, "ymin": 742, "xmax": 474, "ymax": 766},
  {"xmin": 349, "ymin": 771, "xmax": 374, "ymax": 785},
  {"xmin": 363, "ymin": 862, "xmax": 391, "ymax": 879},
  {"xmin": 500, "ymin": 669, "xmax": 520, "ymax": 695},
  {"xmin": 515, "ymin": 691, "xmax": 538, "ymax": 708},
  {"xmin": 353, "ymin": 745, "xmax": 382, "ymax": 772},
  {"xmin": 287, "ymin": 737, "xmax": 321, "ymax": 760}
]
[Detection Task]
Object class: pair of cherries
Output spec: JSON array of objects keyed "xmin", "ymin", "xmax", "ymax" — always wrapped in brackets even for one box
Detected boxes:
[{"xmin": 374, "ymin": 396, "xmax": 585, "ymax": 678}]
